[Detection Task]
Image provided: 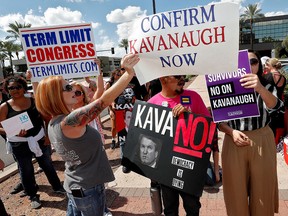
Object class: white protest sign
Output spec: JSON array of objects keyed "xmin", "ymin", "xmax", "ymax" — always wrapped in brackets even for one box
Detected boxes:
[
  {"xmin": 128, "ymin": 2, "xmax": 240, "ymax": 85},
  {"xmin": 19, "ymin": 23, "xmax": 99, "ymax": 82},
  {"xmin": 1, "ymin": 112, "xmax": 33, "ymax": 138}
]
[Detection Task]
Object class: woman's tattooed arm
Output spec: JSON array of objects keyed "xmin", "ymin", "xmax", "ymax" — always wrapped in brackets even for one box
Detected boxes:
[{"xmin": 63, "ymin": 100, "xmax": 105, "ymax": 127}]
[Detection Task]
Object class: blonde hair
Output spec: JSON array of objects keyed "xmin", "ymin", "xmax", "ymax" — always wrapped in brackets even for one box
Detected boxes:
[
  {"xmin": 35, "ymin": 76, "xmax": 70, "ymax": 117},
  {"xmin": 266, "ymin": 58, "xmax": 282, "ymax": 69},
  {"xmin": 71, "ymin": 81, "xmax": 90, "ymax": 105}
]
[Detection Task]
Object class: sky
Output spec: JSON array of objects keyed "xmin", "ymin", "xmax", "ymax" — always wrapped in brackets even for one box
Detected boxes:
[{"xmin": 0, "ymin": 0, "xmax": 288, "ymax": 58}]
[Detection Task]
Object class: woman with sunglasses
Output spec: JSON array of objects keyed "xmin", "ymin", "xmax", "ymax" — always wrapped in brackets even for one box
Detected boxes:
[
  {"xmin": 0, "ymin": 76, "xmax": 65, "ymax": 209},
  {"xmin": 71, "ymin": 62, "xmax": 106, "ymax": 150},
  {"xmin": 104, "ymin": 68, "xmax": 125, "ymax": 149},
  {"xmin": 218, "ymin": 50, "xmax": 283, "ymax": 216},
  {"xmin": 34, "ymin": 54, "xmax": 139, "ymax": 216},
  {"xmin": 71, "ymin": 64, "xmax": 113, "ymax": 216}
]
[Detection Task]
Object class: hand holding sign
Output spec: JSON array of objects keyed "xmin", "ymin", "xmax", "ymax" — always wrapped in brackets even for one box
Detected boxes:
[{"xmin": 1, "ymin": 112, "xmax": 33, "ymax": 138}]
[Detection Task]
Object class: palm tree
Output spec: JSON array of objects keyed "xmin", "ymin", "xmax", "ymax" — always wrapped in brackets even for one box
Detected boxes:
[
  {"xmin": 119, "ymin": 39, "xmax": 129, "ymax": 54},
  {"xmin": 5, "ymin": 21, "xmax": 32, "ymax": 41},
  {"xmin": 2, "ymin": 41, "xmax": 22, "ymax": 75},
  {"xmin": 0, "ymin": 41, "xmax": 8, "ymax": 76},
  {"xmin": 240, "ymin": 3, "xmax": 264, "ymax": 50}
]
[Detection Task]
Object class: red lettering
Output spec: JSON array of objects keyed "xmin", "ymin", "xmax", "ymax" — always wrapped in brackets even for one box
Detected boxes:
[
  {"xmin": 173, "ymin": 113, "xmax": 214, "ymax": 158},
  {"xmin": 157, "ymin": 35, "xmax": 168, "ymax": 51},
  {"xmin": 36, "ymin": 48, "xmax": 45, "ymax": 62},
  {"xmin": 62, "ymin": 45, "xmax": 72, "ymax": 59},
  {"xmin": 190, "ymin": 116, "xmax": 208, "ymax": 151},
  {"xmin": 129, "ymin": 39, "xmax": 138, "ymax": 54},
  {"xmin": 173, "ymin": 146, "xmax": 202, "ymax": 158},
  {"xmin": 201, "ymin": 28, "xmax": 212, "ymax": 45},
  {"xmin": 71, "ymin": 44, "xmax": 79, "ymax": 58},
  {"xmin": 139, "ymin": 39, "xmax": 150, "ymax": 53},
  {"xmin": 85, "ymin": 43, "xmax": 95, "ymax": 57},
  {"xmin": 146, "ymin": 36, "xmax": 156, "ymax": 51},
  {"xmin": 44, "ymin": 47, "xmax": 55, "ymax": 61},
  {"xmin": 26, "ymin": 49, "xmax": 36, "ymax": 63},
  {"xmin": 214, "ymin": 26, "xmax": 225, "ymax": 43},
  {"xmin": 174, "ymin": 113, "xmax": 193, "ymax": 147},
  {"xmin": 54, "ymin": 46, "xmax": 63, "ymax": 60}
]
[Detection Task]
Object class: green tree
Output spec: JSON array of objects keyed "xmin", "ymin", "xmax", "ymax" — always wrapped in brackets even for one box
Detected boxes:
[
  {"xmin": 262, "ymin": 36, "xmax": 275, "ymax": 42},
  {"xmin": 5, "ymin": 21, "xmax": 32, "ymax": 41},
  {"xmin": 0, "ymin": 41, "xmax": 9, "ymax": 77},
  {"xmin": 2, "ymin": 41, "xmax": 22, "ymax": 75},
  {"xmin": 240, "ymin": 3, "xmax": 265, "ymax": 50},
  {"xmin": 282, "ymin": 35, "xmax": 288, "ymax": 52},
  {"xmin": 119, "ymin": 39, "xmax": 129, "ymax": 54}
]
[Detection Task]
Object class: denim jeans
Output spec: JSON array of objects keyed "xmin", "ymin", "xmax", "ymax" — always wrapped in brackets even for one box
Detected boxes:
[
  {"xmin": 10, "ymin": 139, "xmax": 62, "ymax": 199},
  {"xmin": 161, "ymin": 184, "xmax": 201, "ymax": 216},
  {"xmin": 66, "ymin": 184, "xmax": 105, "ymax": 216},
  {"xmin": 206, "ymin": 162, "xmax": 216, "ymax": 186}
]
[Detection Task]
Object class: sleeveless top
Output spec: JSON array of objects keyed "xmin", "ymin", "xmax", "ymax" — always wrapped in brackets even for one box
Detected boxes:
[
  {"xmin": 264, "ymin": 72, "xmax": 286, "ymax": 99},
  {"xmin": 48, "ymin": 115, "xmax": 114, "ymax": 193},
  {"xmin": 6, "ymin": 98, "xmax": 44, "ymax": 138}
]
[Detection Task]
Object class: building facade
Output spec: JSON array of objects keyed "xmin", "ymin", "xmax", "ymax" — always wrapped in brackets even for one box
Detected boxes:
[{"xmin": 239, "ymin": 14, "xmax": 288, "ymax": 57}]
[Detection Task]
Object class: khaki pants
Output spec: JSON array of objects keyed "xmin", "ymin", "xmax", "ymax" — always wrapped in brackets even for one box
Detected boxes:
[{"xmin": 222, "ymin": 126, "xmax": 279, "ymax": 216}]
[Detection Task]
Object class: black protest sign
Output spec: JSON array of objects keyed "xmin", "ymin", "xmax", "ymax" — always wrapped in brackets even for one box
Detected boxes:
[{"xmin": 122, "ymin": 100, "xmax": 216, "ymax": 196}]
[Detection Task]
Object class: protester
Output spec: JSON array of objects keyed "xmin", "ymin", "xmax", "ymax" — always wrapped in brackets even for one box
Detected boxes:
[
  {"xmin": 104, "ymin": 68, "xmax": 125, "ymax": 149},
  {"xmin": 0, "ymin": 82, "xmax": 9, "ymax": 105},
  {"xmin": 218, "ymin": 50, "xmax": 283, "ymax": 216},
  {"xmin": 117, "ymin": 74, "xmax": 148, "ymax": 173},
  {"xmin": 34, "ymin": 54, "xmax": 139, "ymax": 216},
  {"xmin": 148, "ymin": 74, "xmax": 211, "ymax": 215},
  {"xmin": 0, "ymin": 76, "xmax": 65, "ymax": 209},
  {"xmin": 71, "ymin": 80, "xmax": 105, "ymax": 144},
  {"xmin": 146, "ymin": 78, "xmax": 162, "ymax": 99},
  {"xmin": 1, "ymin": 80, "xmax": 26, "ymax": 197},
  {"xmin": 82, "ymin": 76, "xmax": 97, "ymax": 100},
  {"xmin": 264, "ymin": 57, "xmax": 287, "ymax": 144},
  {"xmin": 71, "ymin": 63, "xmax": 112, "ymax": 216}
]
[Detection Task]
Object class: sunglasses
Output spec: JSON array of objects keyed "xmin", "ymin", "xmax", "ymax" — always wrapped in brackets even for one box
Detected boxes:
[
  {"xmin": 173, "ymin": 75, "xmax": 185, "ymax": 80},
  {"xmin": 250, "ymin": 58, "xmax": 259, "ymax": 65},
  {"xmin": 75, "ymin": 90, "xmax": 84, "ymax": 97},
  {"xmin": 63, "ymin": 84, "xmax": 73, "ymax": 92},
  {"xmin": 7, "ymin": 85, "xmax": 23, "ymax": 91}
]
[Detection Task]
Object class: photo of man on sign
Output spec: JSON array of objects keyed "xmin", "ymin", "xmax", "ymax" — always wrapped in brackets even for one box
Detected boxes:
[{"xmin": 139, "ymin": 134, "xmax": 162, "ymax": 168}]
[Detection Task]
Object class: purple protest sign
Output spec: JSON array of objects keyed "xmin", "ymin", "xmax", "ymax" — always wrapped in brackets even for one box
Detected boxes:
[{"xmin": 205, "ymin": 50, "xmax": 260, "ymax": 122}]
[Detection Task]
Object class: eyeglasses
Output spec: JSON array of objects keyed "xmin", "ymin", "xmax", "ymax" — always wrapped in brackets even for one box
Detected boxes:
[
  {"xmin": 7, "ymin": 85, "xmax": 23, "ymax": 91},
  {"xmin": 173, "ymin": 75, "xmax": 185, "ymax": 80},
  {"xmin": 250, "ymin": 58, "xmax": 259, "ymax": 65},
  {"xmin": 63, "ymin": 84, "xmax": 73, "ymax": 92},
  {"xmin": 75, "ymin": 90, "xmax": 84, "ymax": 97}
]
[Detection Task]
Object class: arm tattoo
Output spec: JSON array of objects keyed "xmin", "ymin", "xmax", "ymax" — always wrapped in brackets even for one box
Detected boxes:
[{"xmin": 63, "ymin": 100, "xmax": 104, "ymax": 127}]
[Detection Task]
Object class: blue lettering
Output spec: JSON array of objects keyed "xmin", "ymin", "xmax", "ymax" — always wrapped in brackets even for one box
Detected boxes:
[
  {"xmin": 141, "ymin": 17, "xmax": 150, "ymax": 33},
  {"xmin": 59, "ymin": 28, "xmax": 92, "ymax": 44},
  {"xmin": 21, "ymin": 32, "xmax": 57, "ymax": 47},
  {"xmin": 201, "ymin": 5, "xmax": 215, "ymax": 23},
  {"xmin": 151, "ymin": 15, "xmax": 161, "ymax": 31},
  {"xmin": 160, "ymin": 53, "xmax": 197, "ymax": 67}
]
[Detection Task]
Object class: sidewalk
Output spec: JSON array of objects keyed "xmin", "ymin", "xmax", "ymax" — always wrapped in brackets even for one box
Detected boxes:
[{"xmin": 0, "ymin": 75, "xmax": 288, "ymax": 215}]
